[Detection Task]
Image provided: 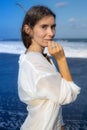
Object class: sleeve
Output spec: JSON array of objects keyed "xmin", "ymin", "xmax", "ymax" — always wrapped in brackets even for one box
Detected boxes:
[
  {"xmin": 58, "ymin": 78, "xmax": 80, "ymax": 105},
  {"xmin": 35, "ymin": 73, "xmax": 62, "ymax": 102},
  {"xmin": 18, "ymin": 55, "xmax": 80, "ymax": 105},
  {"xmin": 35, "ymin": 73, "xmax": 80, "ymax": 104}
]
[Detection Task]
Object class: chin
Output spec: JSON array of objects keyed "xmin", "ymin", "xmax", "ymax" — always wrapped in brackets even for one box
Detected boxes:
[{"xmin": 44, "ymin": 43, "xmax": 49, "ymax": 47}]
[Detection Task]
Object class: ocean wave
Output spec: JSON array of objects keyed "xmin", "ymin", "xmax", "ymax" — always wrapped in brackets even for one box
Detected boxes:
[
  {"xmin": 0, "ymin": 41, "xmax": 26, "ymax": 55},
  {"xmin": 0, "ymin": 109, "xmax": 27, "ymax": 130},
  {"xmin": 0, "ymin": 109, "xmax": 87, "ymax": 130},
  {"xmin": 0, "ymin": 41, "xmax": 87, "ymax": 58}
]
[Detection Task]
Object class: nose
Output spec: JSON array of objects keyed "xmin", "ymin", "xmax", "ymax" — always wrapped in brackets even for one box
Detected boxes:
[{"xmin": 47, "ymin": 28, "xmax": 55, "ymax": 37}]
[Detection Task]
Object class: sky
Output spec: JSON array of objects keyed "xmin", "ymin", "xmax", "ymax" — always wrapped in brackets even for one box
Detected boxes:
[{"xmin": 0, "ymin": 0, "xmax": 87, "ymax": 39}]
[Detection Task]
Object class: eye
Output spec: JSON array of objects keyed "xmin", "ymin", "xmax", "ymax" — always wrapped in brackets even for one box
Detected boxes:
[
  {"xmin": 51, "ymin": 24, "xmax": 56, "ymax": 30},
  {"xmin": 41, "ymin": 25, "xmax": 48, "ymax": 29}
]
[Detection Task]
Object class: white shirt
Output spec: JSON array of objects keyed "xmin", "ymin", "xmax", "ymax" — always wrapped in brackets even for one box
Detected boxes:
[{"xmin": 18, "ymin": 52, "xmax": 80, "ymax": 130}]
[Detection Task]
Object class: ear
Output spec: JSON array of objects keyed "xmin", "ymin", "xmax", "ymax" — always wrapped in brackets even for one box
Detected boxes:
[{"xmin": 23, "ymin": 24, "xmax": 31, "ymax": 35}]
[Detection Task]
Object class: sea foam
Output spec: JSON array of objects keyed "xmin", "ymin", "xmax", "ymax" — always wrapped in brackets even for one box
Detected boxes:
[{"xmin": 0, "ymin": 40, "xmax": 87, "ymax": 58}]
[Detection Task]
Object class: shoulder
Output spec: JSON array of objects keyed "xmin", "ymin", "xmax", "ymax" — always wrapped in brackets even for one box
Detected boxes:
[
  {"xmin": 18, "ymin": 52, "xmax": 58, "ymax": 74},
  {"xmin": 18, "ymin": 52, "xmax": 46, "ymax": 69},
  {"xmin": 18, "ymin": 52, "xmax": 42, "ymax": 64},
  {"xmin": 26, "ymin": 51, "xmax": 44, "ymax": 63},
  {"xmin": 22, "ymin": 52, "xmax": 57, "ymax": 73}
]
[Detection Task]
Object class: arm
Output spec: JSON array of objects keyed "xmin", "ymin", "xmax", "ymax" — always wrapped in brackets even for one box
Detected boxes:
[
  {"xmin": 56, "ymin": 54, "xmax": 72, "ymax": 81},
  {"xmin": 48, "ymin": 41, "xmax": 72, "ymax": 81},
  {"xmin": 61, "ymin": 126, "xmax": 65, "ymax": 130}
]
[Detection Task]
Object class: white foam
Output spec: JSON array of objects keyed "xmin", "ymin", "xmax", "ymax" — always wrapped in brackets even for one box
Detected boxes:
[
  {"xmin": 57, "ymin": 40, "xmax": 87, "ymax": 58},
  {"xmin": 0, "ymin": 40, "xmax": 87, "ymax": 58},
  {"xmin": 0, "ymin": 41, "xmax": 25, "ymax": 54}
]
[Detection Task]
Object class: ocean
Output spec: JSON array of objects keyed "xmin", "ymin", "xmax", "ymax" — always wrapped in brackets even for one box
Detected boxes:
[{"xmin": 0, "ymin": 39, "xmax": 87, "ymax": 130}]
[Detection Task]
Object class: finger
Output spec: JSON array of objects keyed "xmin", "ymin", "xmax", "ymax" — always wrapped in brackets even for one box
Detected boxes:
[
  {"xmin": 48, "ymin": 41, "xmax": 55, "ymax": 50},
  {"xmin": 50, "ymin": 42, "xmax": 57, "ymax": 50},
  {"xmin": 48, "ymin": 41, "xmax": 57, "ymax": 54},
  {"xmin": 56, "ymin": 43, "xmax": 62, "ymax": 51},
  {"xmin": 48, "ymin": 41, "xmax": 52, "ymax": 51}
]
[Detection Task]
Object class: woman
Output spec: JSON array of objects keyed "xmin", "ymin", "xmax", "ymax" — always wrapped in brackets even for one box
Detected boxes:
[{"xmin": 18, "ymin": 5, "xmax": 80, "ymax": 130}]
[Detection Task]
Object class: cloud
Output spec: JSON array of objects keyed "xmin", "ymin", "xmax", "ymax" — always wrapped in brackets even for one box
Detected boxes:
[
  {"xmin": 55, "ymin": 2, "xmax": 68, "ymax": 7},
  {"xmin": 68, "ymin": 18, "xmax": 76, "ymax": 23},
  {"xmin": 68, "ymin": 18, "xmax": 87, "ymax": 29}
]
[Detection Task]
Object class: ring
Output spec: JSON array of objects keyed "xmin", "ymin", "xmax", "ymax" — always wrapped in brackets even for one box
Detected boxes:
[{"xmin": 52, "ymin": 46, "xmax": 56, "ymax": 48}]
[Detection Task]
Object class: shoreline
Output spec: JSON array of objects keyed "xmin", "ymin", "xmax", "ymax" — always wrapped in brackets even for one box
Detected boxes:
[{"xmin": 0, "ymin": 52, "xmax": 87, "ymax": 59}]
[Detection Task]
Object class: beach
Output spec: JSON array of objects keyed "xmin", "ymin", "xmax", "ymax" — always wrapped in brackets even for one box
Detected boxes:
[{"xmin": 0, "ymin": 53, "xmax": 87, "ymax": 130}]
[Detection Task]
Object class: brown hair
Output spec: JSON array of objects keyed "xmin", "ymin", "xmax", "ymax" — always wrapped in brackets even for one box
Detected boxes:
[{"xmin": 21, "ymin": 5, "xmax": 56, "ymax": 49}]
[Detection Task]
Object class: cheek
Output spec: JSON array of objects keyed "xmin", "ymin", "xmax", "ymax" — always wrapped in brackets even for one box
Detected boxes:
[{"xmin": 35, "ymin": 30, "xmax": 45, "ymax": 38}]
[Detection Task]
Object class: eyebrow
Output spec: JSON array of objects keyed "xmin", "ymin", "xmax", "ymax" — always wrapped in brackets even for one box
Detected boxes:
[
  {"xmin": 40, "ymin": 23, "xmax": 56, "ymax": 27},
  {"xmin": 52, "ymin": 24, "xmax": 56, "ymax": 27}
]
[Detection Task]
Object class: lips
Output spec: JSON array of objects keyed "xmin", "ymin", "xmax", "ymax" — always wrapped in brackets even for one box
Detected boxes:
[{"xmin": 44, "ymin": 39, "xmax": 52, "ymax": 41}]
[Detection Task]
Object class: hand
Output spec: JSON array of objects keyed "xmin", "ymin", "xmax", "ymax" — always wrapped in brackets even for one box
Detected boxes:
[
  {"xmin": 48, "ymin": 41, "xmax": 65, "ymax": 60},
  {"xmin": 48, "ymin": 41, "xmax": 72, "ymax": 81}
]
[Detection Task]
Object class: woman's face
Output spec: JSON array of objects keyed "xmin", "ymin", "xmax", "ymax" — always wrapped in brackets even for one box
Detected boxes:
[{"xmin": 31, "ymin": 16, "xmax": 56, "ymax": 48}]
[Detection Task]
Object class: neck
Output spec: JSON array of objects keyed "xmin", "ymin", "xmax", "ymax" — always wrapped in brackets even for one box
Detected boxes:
[
  {"xmin": 28, "ymin": 45, "xmax": 44, "ymax": 53},
  {"xmin": 27, "ymin": 40, "xmax": 44, "ymax": 53}
]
